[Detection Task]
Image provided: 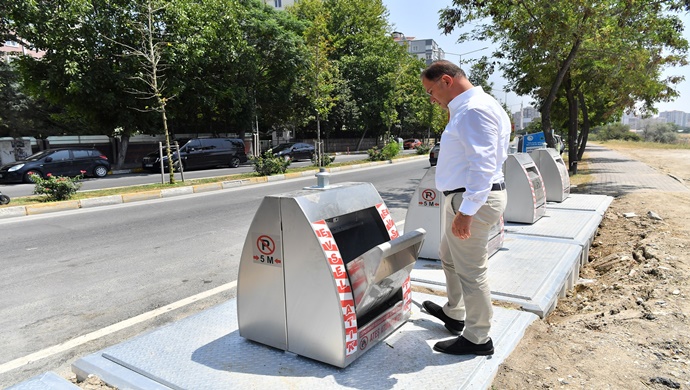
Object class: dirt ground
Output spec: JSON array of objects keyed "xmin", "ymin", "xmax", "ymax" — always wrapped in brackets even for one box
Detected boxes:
[
  {"xmin": 67, "ymin": 143, "xmax": 690, "ymax": 390},
  {"xmin": 493, "ymin": 144, "xmax": 690, "ymax": 390}
]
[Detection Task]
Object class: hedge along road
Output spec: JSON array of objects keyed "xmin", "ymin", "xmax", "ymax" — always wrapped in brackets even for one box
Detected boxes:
[
  {"xmin": 0, "ymin": 151, "xmax": 420, "ymax": 199},
  {"xmin": 0, "ymin": 157, "xmax": 429, "ymax": 388}
]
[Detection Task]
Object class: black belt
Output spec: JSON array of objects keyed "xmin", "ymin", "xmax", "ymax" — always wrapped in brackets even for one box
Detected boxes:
[{"xmin": 443, "ymin": 182, "xmax": 505, "ymax": 196}]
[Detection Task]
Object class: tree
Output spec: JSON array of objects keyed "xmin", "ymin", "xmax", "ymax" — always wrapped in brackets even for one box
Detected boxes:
[
  {"xmin": 439, "ymin": 0, "xmax": 689, "ymax": 171},
  {"xmin": 325, "ymin": 0, "xmax": 409, "ymax": 146},
  {"xmin": 288, "ymin": 0, "xmax": 339, "ymax": 162},
  {"xmin": 111, "ymin": 0, "xmax": 178, "ymax": 182},
  {"xmin": 0, "ymin": 62, "xmax": 58, "ymax": 139},
  {"xmin": 11, "ymin": 0, "xmax": 158, "ymax": 166}
]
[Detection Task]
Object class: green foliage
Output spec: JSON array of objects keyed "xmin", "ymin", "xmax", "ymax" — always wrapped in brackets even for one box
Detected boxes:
[
  {"xmin": 440, "ymin": 0, "xmax": 689, "ymax": 153},
  {"xmin": 251, "ymin": 151, "xmax": 291, "ymax": 176},
  {"xmin": 642, "ymin": 123, "xmax": 679, "ymax": 144},
  {"xmin": 593, "ymin": 123, "xmax": 641, "ymax": 142},
  {"xmin": 383, "ymin": 140, "xmax": 401, "ymax": 159},
  {"xmin": 416, "ymin": 144, "xmax": 431, "ymax": 155},
  {"xmin": 367, "ymin": 146, "xmax": 386, "ymax": 161},
  {"xmin": 31, "ymin": 172, "xmax": 84, "ymax": 201},
  {"xmin": 312, "ymin": 153, "xmax": 335, "ymax": 167},
  {"xmin": 367, "ymin": 141, "xmax": 400, "ymax": 161},
  {"xmin": 0, "ymin": 62, "xmax": 56, "ymax": 138}
]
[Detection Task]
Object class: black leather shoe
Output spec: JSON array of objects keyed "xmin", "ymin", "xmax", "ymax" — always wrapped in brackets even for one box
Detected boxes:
[
  {"xmin": 422, "ymin": 301, "xmax": 464, "ymax": 335},
  {"xmin": 433, "ymin": 336, "xmax": 494, "ymax": 356}
]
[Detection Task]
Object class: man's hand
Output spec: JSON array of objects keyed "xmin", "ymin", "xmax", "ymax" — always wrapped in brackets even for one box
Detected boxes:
[{"xmin": 452, "ymin": 212, "xmax": 473, "ymax": 239}]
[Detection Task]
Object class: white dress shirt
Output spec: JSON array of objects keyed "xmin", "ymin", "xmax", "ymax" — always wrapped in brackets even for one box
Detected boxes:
[{"xmin": 435, "ymin": 86, "xmax": 511, "ymax": 215}]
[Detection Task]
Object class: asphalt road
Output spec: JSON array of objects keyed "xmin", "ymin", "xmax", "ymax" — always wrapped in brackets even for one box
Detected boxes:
[
  {"xmin": 0, "ymin": 151, "xmax": 420, "ymax": 199},
  {"xmin": 0, "ymin": 157, "xmax": 429, "ymax": 388}
]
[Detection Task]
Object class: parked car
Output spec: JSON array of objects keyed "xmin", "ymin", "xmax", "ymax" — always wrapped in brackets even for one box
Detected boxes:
[
  {"xmin": 0, "ymin": 148, "xmax": 110, "ymax": 184},
  {"xmin": 269, "ymin": 142, "xmax": 315, "ymax": 161},
  {"xmin": 403, "ymin": 138, "xmax": 422, "ymax": 150},
  {"xmin": 142, "ymin": 138, "xmax": 247, "ymax": 171},
  {"xmin": 429, "ymin": 143, "xmax": 440, "ymax": 167}
]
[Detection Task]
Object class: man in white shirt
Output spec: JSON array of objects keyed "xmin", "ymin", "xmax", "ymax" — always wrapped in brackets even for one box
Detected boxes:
[{"xmin": 420, "ymin": 60, "xmax": 511, "ymax": 356}]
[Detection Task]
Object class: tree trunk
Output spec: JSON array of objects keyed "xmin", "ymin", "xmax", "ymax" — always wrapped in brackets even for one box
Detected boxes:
[
  {"xmin": 577, "ymin": 90, "xmax": 589, "ymax": 161},
  {"xmin": 356, "ymin": 128, "xmax": 368, "ymax": 151},
  {"xmin": 116, "ymin": 133, "xmax": 130, "ymax": 170},
  {"xmin": 564, "ymin": 75, "xmax": 579, "ymax": 174},
  {"xmin": 162, "ymin": 109, "xmax": 175, "ymax": 184},
  {"xmin": 540, "ymin": 37, "xmax": 582, "ymax": 149}
]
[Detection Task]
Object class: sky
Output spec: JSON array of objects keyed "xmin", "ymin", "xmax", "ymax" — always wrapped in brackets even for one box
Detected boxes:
[{"xmin": 382, "ymin": 0, "xmax": 690, "ymax": 115}]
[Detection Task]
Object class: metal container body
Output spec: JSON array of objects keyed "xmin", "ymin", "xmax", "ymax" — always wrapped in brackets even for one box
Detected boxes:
[
  {"xmin": 504, "ymin": 153, "xmax": 546, "ymax": 224},
  {"xmin": 404, "ymin": 167, "xmax": 442, "ymax": 259},
  {"xmin": 238, "ymin": 182, "xmax": 425, "ymax": 368},
  {"xmin": 282, "ymin": 183, "xmax": 387, "ymax": 367},
  {"xmin": 237, "ymin": 196, "xmax": 288, "ymax": 350},
  {"xmin": 530, "ymin": 148, "xmax": 570, "ymax": 202}
]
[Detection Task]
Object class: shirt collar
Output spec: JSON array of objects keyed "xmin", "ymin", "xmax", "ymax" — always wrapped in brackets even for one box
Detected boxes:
[{"xmin": 448, "ymin": 86, "xmax": 484, "ymax": 116}]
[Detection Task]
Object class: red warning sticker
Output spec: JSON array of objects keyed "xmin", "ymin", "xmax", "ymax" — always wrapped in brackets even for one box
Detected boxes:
[
  {"xmin": 376, "ymin": 203, "xmax": 399, "ymax": 240},
  {"xmin": 312, "ymin": 220, "xmax": 358, "ymax": 356}
]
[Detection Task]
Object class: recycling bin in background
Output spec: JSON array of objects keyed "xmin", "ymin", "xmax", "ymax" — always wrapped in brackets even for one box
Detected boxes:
[
  {"xmin": 237, "ymin": 180, "xmax": 425, "ymax": 368},
  {"xmin": 530, "ymin": 148, "xmax": 570, "ymax": 202},
  {"xmin": 503, "ymin": 153, "xmax": 547, "ymax": 224}
]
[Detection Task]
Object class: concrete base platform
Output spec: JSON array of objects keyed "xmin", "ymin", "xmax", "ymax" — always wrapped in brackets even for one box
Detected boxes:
[
  {"xmin": 546, "ymin": 194, "xmax": 613, "ymax": 215},
  {"xmin": 505, "ymin": 208, "xmax": 602, "ymax": 267},
  {"xmin": 6, "ymin": 372, "xmax": 79, "ymax": 390},
  {"xmin": 411, "ymin": 235, "xmax": 582, "ymax": 318},
  {"xmin": 72, "ymin": 294, "xmax": 537, "ymax": 390}
]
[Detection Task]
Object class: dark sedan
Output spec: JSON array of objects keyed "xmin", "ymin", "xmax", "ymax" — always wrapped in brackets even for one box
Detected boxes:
[
  {"xmin": 269, "ymin": 142, "xmax": 315, "ymax": 161},
  {"xmin": 0, "ymin": 148, "xmax": 110, "ymax": 183}
]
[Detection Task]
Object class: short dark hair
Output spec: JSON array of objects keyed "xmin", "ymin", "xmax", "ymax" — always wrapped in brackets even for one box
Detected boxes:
[{"xmin": 421, "ymin": 60, "xmax": 467, "ymax": 81}]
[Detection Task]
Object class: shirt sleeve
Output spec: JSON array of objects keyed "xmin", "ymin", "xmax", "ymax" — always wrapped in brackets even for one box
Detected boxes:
[{"xmin": 458, "ymin": 108, "xmax": 500, "ymax": 215}]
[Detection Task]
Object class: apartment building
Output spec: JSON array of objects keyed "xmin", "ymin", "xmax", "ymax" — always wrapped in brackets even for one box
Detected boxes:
[
  {"xmin": 392, "ymin": 32, "xmax": 444, "ymax": 66},
  {"xmin": 658, "ymin": 110, "xmax": 690, "ymax": 128},
  {"xmin": 263, "ymin": 0, "xmax": 298, "ymax": 10},
  {"xmin": 512, "ymin": 106, "xmax": 540, "ymax": 132},
  {"xmin": 1, "ymin": 39, "xmax": 44, "ymax": 64}
]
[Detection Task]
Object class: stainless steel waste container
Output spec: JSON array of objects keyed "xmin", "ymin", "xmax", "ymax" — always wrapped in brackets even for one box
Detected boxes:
[
  {"xmin": 237, "ymin": 182, "xmax": 425, "ymax": 368},
  {"xmin": 530, "ymin": 148, "xmax": 570, "ymax": 202},
  {"xmin": 504, "ymin": 153, "xmax": 546, "ymax": 224}
]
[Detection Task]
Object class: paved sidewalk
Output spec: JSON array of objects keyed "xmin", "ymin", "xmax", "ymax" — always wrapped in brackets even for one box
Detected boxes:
[{"xmin": 581, "ymin": 144, "xmax": 688, "ymax": 196}]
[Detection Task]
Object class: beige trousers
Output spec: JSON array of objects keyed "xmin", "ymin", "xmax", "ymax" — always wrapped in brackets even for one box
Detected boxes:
[{"xmin": 439, "ymin": 190, "xmax": 507, "ymax": 344}]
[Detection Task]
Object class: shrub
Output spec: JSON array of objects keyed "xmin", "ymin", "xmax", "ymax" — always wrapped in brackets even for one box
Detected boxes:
[
  {"xmin": 382, "ymin": 140, "xmax": 400, "ymax": 159},
  {"xmin": 643, "ymin": 124, "xmax": 679, "ymax": 144},
  {"xmin": 251, "ymin": 151, "xmax": 290, "ymax": 176},
  {"xmin": 416, "ymin": 144, "xmax": 431, "ymax": 155},
  {"xmin": 32, "ymin": 172, "xmax": 84, "ymax": 201},
  {"xmin": 368, "ymin": 141, "xmax": 401, "ymax": 161},
  {"xmin": 367, "ymin": 146, "xmax": 386, "ymax": 161},
  {"xmin": 593, "ymin": 123, "xmax": 642, "ymax": 142},
  {"xmin": 312, "ymin": 153, "xmax": 335, "ymax": 167}
]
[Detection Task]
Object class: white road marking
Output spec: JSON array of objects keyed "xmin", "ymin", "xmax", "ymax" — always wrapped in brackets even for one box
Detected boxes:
[{"xmin": 0, "ymin": 281, "xmax": 237, "ymax": 375}]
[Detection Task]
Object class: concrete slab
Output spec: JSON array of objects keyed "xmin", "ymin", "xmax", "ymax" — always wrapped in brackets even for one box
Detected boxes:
[
  {"xmin": 411, "ymin": 235, "xmax": 582, "ymax": 318},
  {"xmin": 72, "ymin": 294, "xmax": 537, "ymax": 390},
  {"xmin": 504, "ymin": 208, "xmax": 602, "ymax": 267},
  {"xmin": 6, "ymin": 372, "xmax": 79, "ymax": 390},
  {"xmin": 546, "ymin": 194, "xmax": 613, "ymax": 215}
]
